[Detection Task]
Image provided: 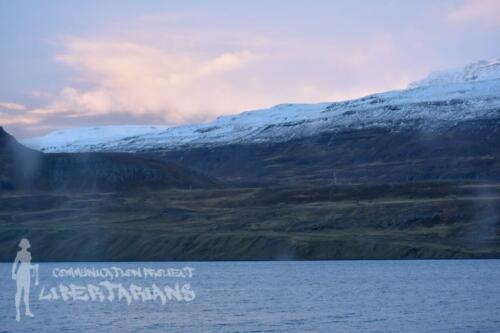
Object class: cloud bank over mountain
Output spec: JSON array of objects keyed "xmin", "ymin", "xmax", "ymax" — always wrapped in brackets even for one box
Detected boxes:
[{"xmin": 1, "ymin": 0, "xmax": 500, "ymax": 137}]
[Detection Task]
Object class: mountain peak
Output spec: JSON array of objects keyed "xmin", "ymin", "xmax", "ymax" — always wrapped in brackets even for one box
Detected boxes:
[
  {"xmin": 0, "ymin": 126, "xmax": 13, "ymax": 144},
  {"xmin": 0, "ymin": 125, "xmax": 37, "ymax": 155},
  {"xmin": 409, "ymin": 57, "xmax": 500, "ymax": 88}
]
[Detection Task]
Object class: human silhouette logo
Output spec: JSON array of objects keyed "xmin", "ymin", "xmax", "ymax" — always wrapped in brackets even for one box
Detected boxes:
[{"xmin": 12, "ymin": 238, "xmax": 39, "ymax": 322}]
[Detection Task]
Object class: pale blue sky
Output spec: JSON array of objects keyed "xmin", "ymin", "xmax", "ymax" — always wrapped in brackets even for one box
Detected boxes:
[{"xmin": 1, "ymin": 0, "xmax": 499, "ymax": 137}]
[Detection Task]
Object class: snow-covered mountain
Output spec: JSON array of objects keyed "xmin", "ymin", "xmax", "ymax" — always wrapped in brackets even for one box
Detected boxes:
[
  {"xmin": 22, "ymin": 58, "xmax": 500, "ymax": 153},
  {"xmin": 409, "ymin": 58, "xmax": 500, "ymax": 88},
  {"xmin": 23, "ymin": 125, "xmax": 169, "ymax": 153}
]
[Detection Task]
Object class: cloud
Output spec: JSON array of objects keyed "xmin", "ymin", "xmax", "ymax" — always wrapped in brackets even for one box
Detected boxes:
[
  {"xmin": 37, "ymin": 38, "xmax": 259, "ymax": 124},
  {"xmin": 4, "ymin": 2, "xmax": 500, "ymax": 139},
  {"xmin": 0, "ymin": 102, "xmax": 39, "ymax": 126},
  {"xmin": 10, "ymin": 19, "xmax": 435, "ymax": 138},
  {"xmin": 0, "ymin": 109, "xmax": 39, "ymax": 126},
  {"xmin": 31, "ymin": 32, "xmax": 419, "ymax": 127},
  {"xmin": 0, "ymin": 114, "xmax": 39, "ymax": 125},
  {"xmin": 0, "ymin": 102, "xmax": 27, "ymax": 111},
  {"xmin": 447, "ymin": 0, "xmax": 500, "ymax": 26}
]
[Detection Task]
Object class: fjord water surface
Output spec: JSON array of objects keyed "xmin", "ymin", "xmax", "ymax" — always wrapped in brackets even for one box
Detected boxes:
[{"xmin": 1, "ymin": 260, "xmax": 499, "ymax": 332}]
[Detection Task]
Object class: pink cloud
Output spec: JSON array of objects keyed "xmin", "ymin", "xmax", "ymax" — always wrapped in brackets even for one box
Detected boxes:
[
  {"xmin": 0, "ymin": 102, "xmax": 39, "ymax": 125},
  {"xmin": 43, "ymin": 38, "xmax": 260, "ymax": 124},
  {"xmin": 22, "ymin": 28, "xmax": 430, "ymax": 130},
  {"xmin": 0, "ymin": 102, "xmax": 27, "ymax": 111}
]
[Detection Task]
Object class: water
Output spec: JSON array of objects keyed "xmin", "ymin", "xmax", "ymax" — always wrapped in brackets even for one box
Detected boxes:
[{"xmin": 1, "ymin": 260, "xmax": 499, "ymax": 332}]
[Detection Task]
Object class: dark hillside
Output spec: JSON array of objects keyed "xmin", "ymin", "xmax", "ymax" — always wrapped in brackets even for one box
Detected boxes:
[{"xmin": 0, "ymin": 126, "xmax": 216, "ymax": 192}]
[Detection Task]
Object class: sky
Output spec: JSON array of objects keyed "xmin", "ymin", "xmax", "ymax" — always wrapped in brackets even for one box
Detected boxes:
[{"xmin": 1, "ymin": 0, "xmax": 500, "ymax": 138}]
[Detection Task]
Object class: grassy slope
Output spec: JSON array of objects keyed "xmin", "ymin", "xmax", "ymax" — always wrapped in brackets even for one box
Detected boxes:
[{"xmin": 1, "ymin": 181, "xmax": 499, "ymax": 261}]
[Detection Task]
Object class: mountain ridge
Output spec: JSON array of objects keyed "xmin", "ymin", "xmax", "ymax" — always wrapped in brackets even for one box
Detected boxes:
[
  {"xmin": 409, "ymin": 58, "xmax": 500, "ymax": 88},
  {"xmin": 0, "ymin": 126, "xmax": 217, "ymax": 191},
  {"xmin": 21, "ymin": 57, "xmax": 500, "ymax": 153}
]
